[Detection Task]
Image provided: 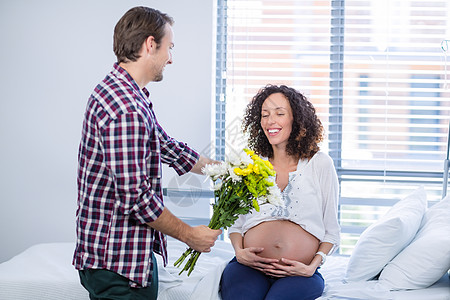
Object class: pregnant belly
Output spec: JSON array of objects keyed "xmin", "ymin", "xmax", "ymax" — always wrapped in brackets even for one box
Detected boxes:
[{"xmin": 243, "ymin": 220, "xmax": 319, "ymax": 264}]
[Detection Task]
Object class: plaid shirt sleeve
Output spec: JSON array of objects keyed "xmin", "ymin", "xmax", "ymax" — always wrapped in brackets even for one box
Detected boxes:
[
  {"xmin": 102, "ymin": 111, "xmax": 164, "ymax": 225},
  {"xmin": 155, "ymin": 120, "xmax": 200, "ymax": 175}
]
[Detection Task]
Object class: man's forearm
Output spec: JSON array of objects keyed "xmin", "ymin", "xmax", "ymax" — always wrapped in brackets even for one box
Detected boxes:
[
  {"xmin": 146, "ymin": 207, "xmax": 191, "ymax": 243},
  {"xmin": 147, "ymin": 207, "xmax": 221, "ymax": 253}
]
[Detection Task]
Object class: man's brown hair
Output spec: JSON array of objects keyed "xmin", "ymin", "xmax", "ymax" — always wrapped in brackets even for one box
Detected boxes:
[{"xmin": 113, "ymin": 6, "xmax": 174, "ymax": 63}]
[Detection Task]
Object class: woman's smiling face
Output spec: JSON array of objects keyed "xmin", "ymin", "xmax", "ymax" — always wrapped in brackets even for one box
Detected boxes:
[{"xmin": 260, "ymin": 92, "xmax": 294, "ymax": 148}]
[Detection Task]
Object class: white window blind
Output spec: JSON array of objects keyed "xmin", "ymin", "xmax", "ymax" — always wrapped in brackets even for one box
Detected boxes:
[{"xmin": 216, "ymin": 0, "xmax": 450, "ymax": 254}]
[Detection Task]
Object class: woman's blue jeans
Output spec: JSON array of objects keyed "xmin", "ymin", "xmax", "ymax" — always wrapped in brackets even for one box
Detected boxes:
[{"xmin": 220, "ymin": 257, "xmax": 324, "ymax": 300}]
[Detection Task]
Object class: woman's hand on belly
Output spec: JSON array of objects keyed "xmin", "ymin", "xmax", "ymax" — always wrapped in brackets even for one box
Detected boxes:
[
  {"xmin": 262, "ymin": 257, "xmax": 316, "ymax": 278},
  {"xmin": 236, "ymin": 247, "xmax": 279, "ymax": 272}
]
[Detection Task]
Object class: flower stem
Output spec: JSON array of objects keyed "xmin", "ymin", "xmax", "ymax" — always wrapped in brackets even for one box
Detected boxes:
[
  {"xmin": 174, "ymin": 248, "xmax": 192, "ymax": 268},
  {"xmin": 187, "ymin": 252, "xmax": 201, "ymax": 276}
]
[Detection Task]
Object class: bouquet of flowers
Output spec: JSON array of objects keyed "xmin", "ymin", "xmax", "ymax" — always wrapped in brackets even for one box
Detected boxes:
[{"xmin": 174, "ymin": 148, "xmax": 283, "ymax": 276}]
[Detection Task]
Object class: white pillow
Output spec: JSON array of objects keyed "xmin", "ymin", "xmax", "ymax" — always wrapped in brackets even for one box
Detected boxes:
[
  {"xmin": 378, "ymin": 194, "xmax": 450, "ymax": 290},
  {"xmin": 344, "ymin": 187, "xmax": 427, "ymax": 282}
]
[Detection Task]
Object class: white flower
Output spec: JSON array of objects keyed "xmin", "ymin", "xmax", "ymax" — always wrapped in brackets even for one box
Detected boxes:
[
  {"xmin": 212, "ymin": 181, "xmax": 223, "ymax": 191},
  {"xmin": 267, "ymin": 185, "xmax": 284, "ymax": 207},
  {"xmin": 227, "ymin": 149, "xmax": 253, "ymax": 167},
  {"xmin": 202, "ymin": 162, "xmax": 227, "ymax": 180},
  {"xmin": 239, "ymin": 151, "xmax": 253, "ymax": 166},
  {"xmin": 226, "ymin": 151, "xmax": 242, "ymax": 167}
]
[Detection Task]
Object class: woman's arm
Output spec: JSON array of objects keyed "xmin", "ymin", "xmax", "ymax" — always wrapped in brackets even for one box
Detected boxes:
[
  {"xmin": 229, "ymin": 232, "xmax": 278, "ymax": 272},
  {"xmin": 229, "ymin": 232, "xmax": 244, "ymax": 252},
  {"xmin": 264, "ymin": 241, "xmax": 334, "ymax": 278},
  {"xmin": 309, "ymin": 242, "xmax": 334, "ymax": 270},
  {"xmin": 319, "ymin": 153, "xmax": 341, "ymax": 251}
]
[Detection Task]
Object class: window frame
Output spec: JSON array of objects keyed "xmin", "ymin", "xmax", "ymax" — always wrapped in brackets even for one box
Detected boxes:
[{"xmin": 215, "ymin": 0, "xmax": 450, "ymax": 252}]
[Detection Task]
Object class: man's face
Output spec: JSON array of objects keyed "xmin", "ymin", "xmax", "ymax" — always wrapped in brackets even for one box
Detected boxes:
[{"xmin": 151, "ymin": 23, "xmax": 174, "ymax": 82}]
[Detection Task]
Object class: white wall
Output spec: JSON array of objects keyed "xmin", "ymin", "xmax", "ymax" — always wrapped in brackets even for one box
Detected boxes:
[{"xmin": 0, "ymin": 0, "xmax": 215, "ymax": 263}]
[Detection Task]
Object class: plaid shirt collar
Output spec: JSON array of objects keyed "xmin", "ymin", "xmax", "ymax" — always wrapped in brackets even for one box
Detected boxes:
[{"xmin": 112, "ymin": 62, "xmax": 151, "ymax": 103}]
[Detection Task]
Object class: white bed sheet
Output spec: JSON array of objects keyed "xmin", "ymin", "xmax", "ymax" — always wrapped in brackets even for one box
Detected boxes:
[
  {"xmin": 317, "ymin": 255, "xmax": 450, "ymax": 300},
  {"xmin": 0, "ymin": 239, "xmax": 235, "ymax": 300},
  {"xmin": 0, "ymin": 240, "xmax": 448, "ymax": 300}
]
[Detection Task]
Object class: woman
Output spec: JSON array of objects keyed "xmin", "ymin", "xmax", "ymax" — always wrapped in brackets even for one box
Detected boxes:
[{"xmin": 220, "ymin": 85, "xmax": 340, "ymax": 300}]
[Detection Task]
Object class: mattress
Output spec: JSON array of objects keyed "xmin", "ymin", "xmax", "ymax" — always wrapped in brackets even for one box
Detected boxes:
[{"xmin": 0, "ymin": 239, "xmax": 448, "ymax": 300}]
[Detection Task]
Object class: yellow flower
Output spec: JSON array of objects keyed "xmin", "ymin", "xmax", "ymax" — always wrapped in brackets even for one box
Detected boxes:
[
  {"xmin": 234, "ymin": 164, "xmax": 254, "ymax": 177},
  {"xmin": 244, "ymin": 149, "xmax": 255, "ymax": 156},
  {"xmin": 243, "ymin": 168, "xmax": 252, "ymax": 176},
  {"xmin": 253, "ymin": 164, "xmax": 260, "ymax": 174},
  {"xmin": 263, "ymin": 160, "xmax": 273, "ymax": 169},
  {"xmin": 234, "ymin": 168, "xmax": 244, "ymax": 176},
  {"xmin": 252, "ymin": 198, "xmax": 260, "ymax": 212},
  {"xmin": 251, "ymin": 154, "xmax": 261, "ymax": 162}
]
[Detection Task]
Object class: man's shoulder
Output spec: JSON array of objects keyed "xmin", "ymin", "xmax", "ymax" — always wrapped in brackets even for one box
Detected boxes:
[
  {"xmin": 90, "ymin": 75, "xmax": 141, "ymax": 117},
  {"xmin": 96, "ymin": 74, "xmax": 136, "ymax": 102}
]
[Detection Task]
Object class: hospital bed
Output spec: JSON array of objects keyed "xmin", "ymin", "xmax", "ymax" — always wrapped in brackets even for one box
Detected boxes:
[
  {"xmin": 0, "ymin": 236, "xmax": 448, "ymax": 300},
  {"xmin": 1, "ymin": 124, "xmax": 449, "ymax": 299}
]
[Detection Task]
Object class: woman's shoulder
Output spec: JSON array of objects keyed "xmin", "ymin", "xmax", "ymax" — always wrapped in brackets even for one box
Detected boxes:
[{"xmin": 310, "ymin": 151, "xmax": 335, "ymax": 169}]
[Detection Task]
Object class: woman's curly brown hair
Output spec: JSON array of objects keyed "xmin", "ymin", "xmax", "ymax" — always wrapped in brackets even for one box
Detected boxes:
[{"xmin": 242, "ymin": 84, "xmax": 324, "ymax": 160}]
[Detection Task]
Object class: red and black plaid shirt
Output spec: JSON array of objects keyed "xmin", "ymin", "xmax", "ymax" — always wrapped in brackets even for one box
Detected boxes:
[{"xmin": 72, "ymin": 63, "xmax": 199, "ymax": 287}]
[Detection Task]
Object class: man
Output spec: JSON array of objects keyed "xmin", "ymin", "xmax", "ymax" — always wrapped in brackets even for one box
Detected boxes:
[{"xmin": 72, "ymin": 6, "xmax": 222, "ymax": 299}]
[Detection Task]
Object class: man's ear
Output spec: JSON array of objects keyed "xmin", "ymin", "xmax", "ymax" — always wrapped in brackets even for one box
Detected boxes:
[{"xmin": 144, "ymin": 35, "xmax": 157, "ymax": 55}]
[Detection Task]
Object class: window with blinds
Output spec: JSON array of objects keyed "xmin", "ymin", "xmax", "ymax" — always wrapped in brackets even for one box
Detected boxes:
[{"xmin": 216, "ymin": 0, "xmax": 450, "ymax": 254}]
